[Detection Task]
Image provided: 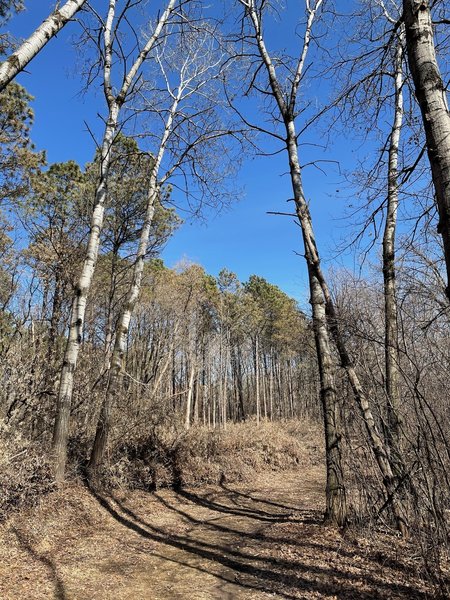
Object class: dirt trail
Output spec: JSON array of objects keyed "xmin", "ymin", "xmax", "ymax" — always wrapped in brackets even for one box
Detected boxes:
[{"xmin": 0, "ymin": 466, "xmax": 431, "ymax": 599}]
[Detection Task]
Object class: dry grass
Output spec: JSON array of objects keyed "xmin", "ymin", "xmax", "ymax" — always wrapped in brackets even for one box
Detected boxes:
[
  {"xmin": 0, "ymin": 431, "xmax": 53, "ymax": 521},
  {"xmin": 104, "ymin": 418, "xmax": 324, "ymax": 490}
]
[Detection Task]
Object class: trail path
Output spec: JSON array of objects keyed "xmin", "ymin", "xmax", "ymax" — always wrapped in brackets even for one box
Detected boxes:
[{"xmin": 1, "ymin": 466, "xmax": 430, "ymax": 599}]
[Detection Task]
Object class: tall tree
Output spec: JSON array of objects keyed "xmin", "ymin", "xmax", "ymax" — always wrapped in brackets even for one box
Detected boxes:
[
  {"xmin": 53, "ymin": 0, "xmax": 179, "ymax": 482},
  {"xmin": 236, "ymin": 0, "xmax": 410, "ymax": 531},
  {"xmin": 382, "ymin": 26, "xmax": 405, "ymax": 464},
  {"xmin": 237, "ymin": 0, "xmax": 347, "ymax": 527},
  {"xmin": 403, "ymin": 0, "xmax": 450, "ymax": 300},
  {"xmin": 88, "ymin": 24, "xmax": 239, "ymax": 478}
]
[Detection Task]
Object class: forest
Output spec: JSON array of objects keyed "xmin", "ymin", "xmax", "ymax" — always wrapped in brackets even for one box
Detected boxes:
[{"xmin": 0, "ymin": 1, "xmax": 449, "ymax": 598}]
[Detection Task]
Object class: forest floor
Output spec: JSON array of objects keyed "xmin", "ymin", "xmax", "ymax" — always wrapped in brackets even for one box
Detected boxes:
[{"xmin": 0, "ymin": 462, "xmax": 439, "ymax": 600}]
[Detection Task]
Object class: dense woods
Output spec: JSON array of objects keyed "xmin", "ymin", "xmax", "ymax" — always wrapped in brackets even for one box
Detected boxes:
[{"xmin": 0, "ymin": 0, "xmax": 449, "ymax": 596}]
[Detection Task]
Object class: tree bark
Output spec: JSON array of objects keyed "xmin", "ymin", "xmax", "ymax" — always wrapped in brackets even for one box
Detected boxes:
[
  {"xmin": 285, "ymin": 123, "xmax": 347, "ymax": 527},
  {"xmin": 403, "ymin": 0, "xmax": 450, "ymax": 300},
  {"xmin": 53, "ymin": 102, "xmax": 119, "ymax": 483},
  {"xmin": 383, "ymin": 34, "xmax": 404, "ymax": 461},
  {"xmin": 0, "ymin": 0, "xmax": 86, "ymax": 92}
]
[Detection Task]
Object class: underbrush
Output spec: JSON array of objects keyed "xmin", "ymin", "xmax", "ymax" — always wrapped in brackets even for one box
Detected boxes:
[
  {"xmin": 103, "ymin": 418, "xmax": 324, "ymax": 490},
  {"xmin": 0, "ymin": 418, "xmax": 323, "ymax": 519},
  {"xmin": 0, "ymin": 432, "xmax": 53, "ymax": 522}
]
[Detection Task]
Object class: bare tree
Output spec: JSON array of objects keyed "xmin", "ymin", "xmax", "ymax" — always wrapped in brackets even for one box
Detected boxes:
[
  {"xmin": 378, "ymin": 11, "xmax": 405, "ymax": 465},
  {"xmin": 53, "ymin": 0, "xmax": 178, "ymax": 483},
  {"xmin": 88, "ymin": 26, "xmax": 241, "ymax": 478},
  {"xmin": 235, "ymin": 0, "xmax": 411, "ymax": 532},
  {"xmin": 236, "ymin": 0, "xmax": 347, "ymax": 527}
]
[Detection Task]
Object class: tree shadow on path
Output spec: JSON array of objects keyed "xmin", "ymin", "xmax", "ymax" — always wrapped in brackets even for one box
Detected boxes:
[
  {"xmin": 87, "ymin": 482, "xmax": 429, "ymax": 600},
  {"xmin": 12, "ymin": 527, "xmax": 68, "ymax": 600}
]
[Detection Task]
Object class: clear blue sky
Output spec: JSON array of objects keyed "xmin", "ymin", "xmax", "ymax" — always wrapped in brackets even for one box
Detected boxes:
[{"xmin": 8, "ymin": 2, "xmax": 358, "ymax": 309}]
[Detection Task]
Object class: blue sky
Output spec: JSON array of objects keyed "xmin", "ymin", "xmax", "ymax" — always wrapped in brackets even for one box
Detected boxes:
[{"xmin": 8, "ymin": 1, "xmax": 358, "ymax": 309}]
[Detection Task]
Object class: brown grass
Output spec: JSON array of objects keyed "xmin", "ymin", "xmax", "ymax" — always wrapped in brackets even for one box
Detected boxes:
[
  {"xmin": 0, "ymin": 431, "xmax": 53, "ymax": 522},
  {"xmin": 104, "ymin": 418, "xmax": 324, "ymax": 490}
]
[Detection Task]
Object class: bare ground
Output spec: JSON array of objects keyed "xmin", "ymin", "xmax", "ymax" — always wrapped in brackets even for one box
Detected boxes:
[{"xmin": 0, "ymin": 465, "xmax": 437, "ymax": 599}]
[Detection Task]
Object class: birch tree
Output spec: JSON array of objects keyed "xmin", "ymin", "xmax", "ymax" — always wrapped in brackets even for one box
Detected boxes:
[
  {"xmin": 379, "ymin": 19, "xmax": 405, "ymax": 466},
  {"xmin": 53, "ymin": 0, "xmax": 178, "ymax": 483},
  {"xmin": 234, "ymin": 0, "xmax": 347, "ymax": 526},
  {"xmin": 333, "ymin": 0, "xmax": 409, "ymax": 469},
  {"xmin": 403, "ymin": 0, "xmax": 450, "ymax": 300},
  {"xmin": 235, "ymin": 0, "xmax": 410, "ymax": 531},
  {"xmin": 88, "ymin": 26, "xmax": 240, "ymax": 478},
  {"xmin": 0, "ymin": 0, "xmax": 86, "ymax": 91}
]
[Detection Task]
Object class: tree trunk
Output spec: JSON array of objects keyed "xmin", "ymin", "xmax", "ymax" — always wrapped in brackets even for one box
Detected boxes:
[
  {"xmin": 383, "ymin": 35, "xmax": 404, "ymax": 464},
  {"xmin": 53, "ymin": 102, "xmax": 119, "ymax": 483},
  {"xmin": 0, "ymin": 0, "xmax": 86, "ymax": 92},
  {"xmin": 185, "ymin": 362, "xmax": 196, "ymax": 430},
  {"xmin": 254, "ymin": 335, "xmax": 260, "ymax": 424},
  {"xmin": 285, "ymin": 124, "xmax": 348, "ymax": 523},
  {"xmin": 286, "ymin": 119, "xmax": 406, "ymax": 532},
  {"xmin": 309, "ymin": 267, "xmax": 346, "ymax": 526},
  {"xmin": 231, "ymin": 344, "xmax": 245, "ymax": 421},
  {"xmin": 403, "ymin": 0, "xmax": 450, "ymax": 300}
]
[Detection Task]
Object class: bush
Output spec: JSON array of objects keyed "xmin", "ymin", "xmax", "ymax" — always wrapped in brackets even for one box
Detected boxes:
[{"xmin": 0, "ymin": 431, "xmax": 54, "ymax": 521}]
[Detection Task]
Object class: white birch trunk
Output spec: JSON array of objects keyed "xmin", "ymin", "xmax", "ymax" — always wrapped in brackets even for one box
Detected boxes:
[
  {"xmin": 0, "ymin": 0, "xmax": 86, "ymax": 92},
  {"xmin": 243, "ymin": 0, "xmax": 407, "ymax": 531},
  {"xmin": 53, "ymin": 0, "xmax": 177, "ymax": 483},
  {"xmin": 383, "ymin": 35, "xmax": 404, "ymax": 460},
  {"xmin": 403, "ymin": 0, "xmax": 450, "ymax": 300}
]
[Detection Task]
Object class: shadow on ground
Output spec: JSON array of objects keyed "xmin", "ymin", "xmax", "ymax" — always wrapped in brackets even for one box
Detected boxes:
[
  {"xmin": 84, "ymin": 477, "xmax": 428, "ymax": 600},
  {"xmin": 12, "ymin": 528, "xmax": 68, "ymax": 600}
]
